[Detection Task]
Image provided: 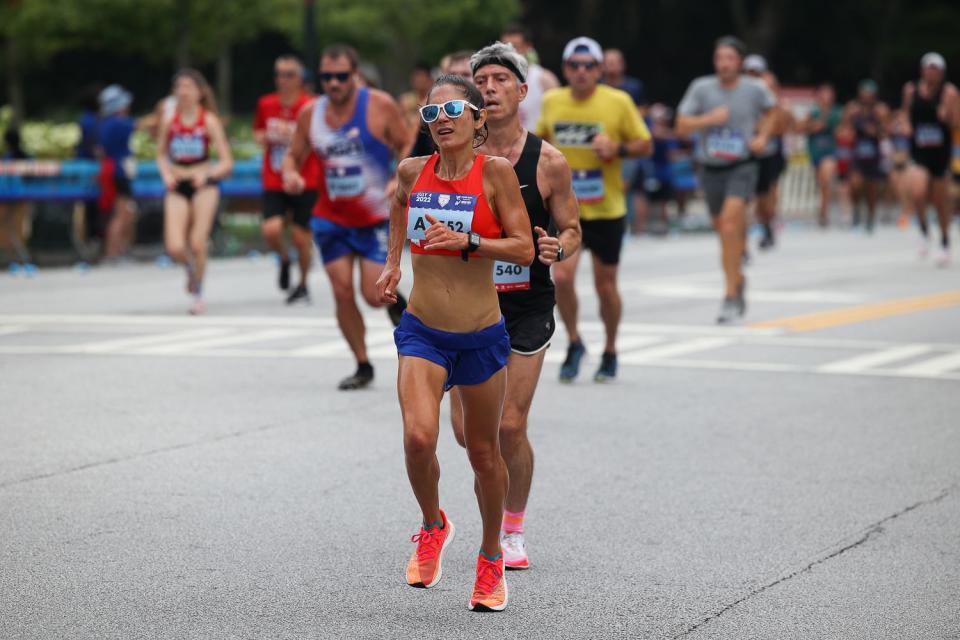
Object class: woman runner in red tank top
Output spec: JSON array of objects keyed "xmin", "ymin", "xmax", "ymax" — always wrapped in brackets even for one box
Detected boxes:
[
  {"xmin": 156, "ymin": 69, "xmax": 233, "ymax": 315},
  {"xmin": 376, "ymin": 75, "xmax": 533, "ymax": 611}
]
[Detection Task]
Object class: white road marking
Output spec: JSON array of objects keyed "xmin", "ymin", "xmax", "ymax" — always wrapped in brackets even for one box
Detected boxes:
[
  {"xmin": 0, "ymin": 314, "xmax": 339, "ymax": 328},
  {"xmin": 544, "ymin": 335, "xmax": 665, "ymax": 364},
  {"xmin": 623, "ymin": 283, "xmax": 865, "ymax": 304},
  {"xmin": 895, "ymin": 350, "xmax": 960, "ymax": 377},
  {"xmin": 0, "ymin": 325, "xmax": 27, "ymax": 337},
  {"xmin": 65, "ymin": 328, "xmax": 232, "ymax": 354},
  {"xmin": 818, "ymin": 345, "xmax": 933, "ymax": 374},
  {"xmin": 294, "ymin": 329, "xmax": 396, "ymax": 358},
  {"xmin": 1, "ymin": 316, "xmax": 958, "ymax": 382},
  {"xmin": 619, "ymin": 337, "xmax": 735, "ymax": 364},
  {"xmin": 137, "ymin": 329, "xmax": 309, "ymax": 354}
]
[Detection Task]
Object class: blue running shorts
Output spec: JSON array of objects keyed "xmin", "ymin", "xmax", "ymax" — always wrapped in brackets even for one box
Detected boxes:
[
  {"xmin": 394, "ymin": 311, "xmax": 510, "ymax": 391},
  {"xmin": 311, "ymin": 217, "xmax": 389, "ymax": 265}
]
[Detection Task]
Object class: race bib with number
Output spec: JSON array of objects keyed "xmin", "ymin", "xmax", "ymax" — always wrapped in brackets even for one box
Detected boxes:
[
  {"xmin": 269, "ymin": 144, "xmax": 288, "ymax": 172},
  {"xmin": 572, "ymin": 169, "xmax": 604, "ymax": 203},
  {"xmin": 325, "ymin": 165, "xmax": 365, "ymax": 199},
  {"xmin": 704, "ymin": 128, "xmax": 746, "ymax": 161},
  {"xmin": 494, "ymin": 261, "xmax": 530, "ymax": 292},
  {"xmin": 914, "ymin": 124, "xmax": 945, "ymax": 148},
  {"xmin": 407, "ymin": 191, "xmax": 476, "ymax": 244},
  {"xmin": 855, "ymin": 140, "xmax": 877, "ymax": 159},
  {"xmin": 169, "ymin": 134, "xmax": 206, "ymax": 163},
  {"xmin": 554, "ymin": 122, "xmax": 602, "ymax": 148}
]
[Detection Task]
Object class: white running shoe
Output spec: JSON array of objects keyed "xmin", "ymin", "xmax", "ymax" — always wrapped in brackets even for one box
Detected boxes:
[
  {"xmin": 188, "ymin": 296, "xmax": 206, "ymax": 315},
  {"xmin": 501, "ymin": 531, "xmax": 529, "ymax": 570},
  {"xmin": 934, "ymin": 245, "xmax": 951, "ymax": 268},
  {"xmin": 918, "ymin": 237, "xmax": 930, "ymax": 259}
]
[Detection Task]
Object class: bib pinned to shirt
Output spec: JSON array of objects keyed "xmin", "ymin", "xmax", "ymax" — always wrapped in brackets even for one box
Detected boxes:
[
  {"xmin": 407, "ymin": 191, "xmax": 477, "ymax": 245},
  {"xmin": 493, "ymin": 261, "xmax": 530, "ymax": 292},
  {"xmin": 704, "ymin": 128, "xmax": 746, "ymax": 161}
]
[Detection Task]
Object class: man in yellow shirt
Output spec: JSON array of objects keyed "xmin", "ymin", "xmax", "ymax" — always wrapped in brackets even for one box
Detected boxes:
[{"xmin": 537, "ymin": 36, "xmax": 652, "ymax": 383}]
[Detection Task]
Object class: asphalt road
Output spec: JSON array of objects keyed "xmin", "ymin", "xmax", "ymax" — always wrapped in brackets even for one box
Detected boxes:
[{"xmin": 1, "ymin": 223, "xmax": 959, "ymax": 639}]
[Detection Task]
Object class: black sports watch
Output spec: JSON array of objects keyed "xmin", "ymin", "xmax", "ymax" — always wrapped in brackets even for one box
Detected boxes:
[
  {"xmin": 462, "ymin": 231, "xmax": 481, "ymax": 262},
  {"xmin": 556, "ymin": 244, "xmax": 565, "ymax": 262}
]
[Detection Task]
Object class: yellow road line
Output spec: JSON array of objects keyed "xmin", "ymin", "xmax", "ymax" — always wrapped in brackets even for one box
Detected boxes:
[{"xmin": 751, "ymin": 290, "xmax": 960, "ymax": 332}]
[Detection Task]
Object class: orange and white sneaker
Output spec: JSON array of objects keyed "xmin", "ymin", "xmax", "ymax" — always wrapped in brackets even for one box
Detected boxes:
[
  {"xmin": 501, "ymin": 531, "xmax": 529, "ymax": 570},
  {"xmin": 405, "ymin": 510, "xmax": 455, "ymax": 588},
  {"xmin": 469, "ymin": 552, "xmax": 508, "ymax": 612}
]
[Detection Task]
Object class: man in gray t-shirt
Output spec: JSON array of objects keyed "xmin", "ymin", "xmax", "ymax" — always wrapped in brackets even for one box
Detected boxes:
[{"xmin": 676, "ymin": 35, "xmax": 775, "ymax": 324}]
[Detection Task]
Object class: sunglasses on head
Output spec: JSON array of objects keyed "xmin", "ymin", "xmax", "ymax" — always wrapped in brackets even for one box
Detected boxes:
[
  {"xmin": 419, "ymin": 99, "xmax": 480, "ymax": 124},
  {"xmin": 319, "ymin": 71, "xmax": 351, "ymax": 83},
  {"xmin": 566, "ymin": 60, "xmax": 598, "ymax": 71}
]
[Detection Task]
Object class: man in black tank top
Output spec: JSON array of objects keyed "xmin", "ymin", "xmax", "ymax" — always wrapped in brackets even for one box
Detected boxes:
[
  {"xmin": 902, "ymin": 52, "xmax": 959, "ymax": 266},
  {"xmin": 447, "ymin": 42, "xmax": 581, "ymax": 570}
]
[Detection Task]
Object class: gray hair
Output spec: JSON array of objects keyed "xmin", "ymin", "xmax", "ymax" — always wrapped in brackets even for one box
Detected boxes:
[{"xmin": 470, "ymin": 41, "xmax": 529, "ymax": 83}]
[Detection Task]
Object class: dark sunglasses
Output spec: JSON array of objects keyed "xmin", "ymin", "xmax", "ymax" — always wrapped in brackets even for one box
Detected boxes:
[
  {"xmin": 319, "ymin": 71, "xmax": 351, "ymax": 83},
  {"xmin": 566, "ymin": 61, "xmax": 598, "ymax": 71},
  {"xmin": 419, "ymin": 99, "xmax": 479, "ymax": 123}
]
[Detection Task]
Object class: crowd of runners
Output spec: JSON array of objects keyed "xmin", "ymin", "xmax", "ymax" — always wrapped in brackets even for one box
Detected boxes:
[{"xmin": 6, "ymin": 26, "xmax": 960, "ymax": 613}]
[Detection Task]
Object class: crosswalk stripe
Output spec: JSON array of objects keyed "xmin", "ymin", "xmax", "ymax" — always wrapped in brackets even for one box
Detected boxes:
[
  {"xmin": 543, "ymin": 335, "xmax": 665, "ymax": 364},
  {"xmin": 65, "ymin": 328, "xmax": 232, "ymax": 354},
  {"xmin": 894, "ymin": 350, "xmax": 960, "ymax": 377},
  {"xmin": 619, "ymin": 337, "xmax": 735, "ymax": 364},
  {"xmin": 0, "ymin": 325, "xmax": 27, "ymax": 337},
  {"xmin": 818, "ymin": 345, "xmax": 933, "ymax": 374},
  {"xmin": 136, "ymin": 329, "xmax": 309, "ymax": 354},
  {"xmin": 294, "ymin": 329, "xmax": 396, "ymax": 357}
]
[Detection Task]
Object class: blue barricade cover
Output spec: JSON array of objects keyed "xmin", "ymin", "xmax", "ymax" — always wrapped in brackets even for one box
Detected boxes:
[{"xmin": 0, "ymin": 158, "xmax": 264, "ymax": 201}]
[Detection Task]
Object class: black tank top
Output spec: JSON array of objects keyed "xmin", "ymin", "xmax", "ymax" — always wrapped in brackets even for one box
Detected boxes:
[
  {"xmin": 909, "ymin": 82, "xmax": 950, "ymax": 153},
  {"xmin": 498, "ymin": 132, "xmax": 555, "ymax": 316}
]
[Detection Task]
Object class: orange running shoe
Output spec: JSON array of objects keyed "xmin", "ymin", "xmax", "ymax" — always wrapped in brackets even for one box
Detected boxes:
[
  {"xmin": 468, "ymin": 552, "xmax": 508, "ymax": 612},
  {"xmin": 405, "ymin": 510, "xmax": 455, "ymax": 588}
]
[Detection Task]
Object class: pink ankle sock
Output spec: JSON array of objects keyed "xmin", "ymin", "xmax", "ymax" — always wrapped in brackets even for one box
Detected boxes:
[{"xmin": 502, "ymin": 509, "xmax": 525, "ymax": 534}]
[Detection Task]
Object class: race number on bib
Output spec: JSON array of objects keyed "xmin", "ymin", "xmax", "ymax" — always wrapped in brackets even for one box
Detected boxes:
[
  {"xmin": 914, "ymin": 124, "xmax": 945, "ymax": 148},
  {"xmin": 494, "ymin": 261, "xmax": 530, "ymax": 292},
  {"xmin": 269, "ymin": 144, "xmax": 288, "ymax": 172},
  {"xmin": 407, "ymin": 191, "xmax": 476, "ymax": 243},
  {"xmin": 855, "ymin": 140, "xmax": 877, "ymax": 159},
  {"xmin": 572, "ymin": 169, "xmax": 604, "ymax": 203},
  {"xmin": 554, "ymin": 122, "xmax": 602, "ymax": 148},
  {"xmin": 325, "ymin": 165, "xmax": 365, "ymax": 199},
  {"xmin": 704, "ymin": 128, "xmax": 746, "ymax": 161}
]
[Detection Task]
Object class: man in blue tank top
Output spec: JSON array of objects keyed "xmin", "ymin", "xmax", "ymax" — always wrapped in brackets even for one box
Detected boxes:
[{"xmin": 282, "ymin": 44, "xmax": 412, "ymax": 390}]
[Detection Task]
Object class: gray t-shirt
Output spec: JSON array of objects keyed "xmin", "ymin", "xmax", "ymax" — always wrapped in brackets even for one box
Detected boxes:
[{"xmin": 678, "ymin": 75, "xmax": 775, "ymax": 166}]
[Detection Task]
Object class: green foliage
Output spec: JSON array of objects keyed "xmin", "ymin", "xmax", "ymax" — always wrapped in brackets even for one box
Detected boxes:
[{"xmin": 276, "ymin": 0, "xmax": 521, "ymax": 65}]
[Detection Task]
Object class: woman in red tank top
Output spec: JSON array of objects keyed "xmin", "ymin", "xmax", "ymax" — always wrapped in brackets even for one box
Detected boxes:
[
  {"xmin": 156, "ymin": 69, "xmax": 233, "ymax": 315},
  {"xmin": 376, "ymin": 76, "xmax": 533, "ymax": 610}
]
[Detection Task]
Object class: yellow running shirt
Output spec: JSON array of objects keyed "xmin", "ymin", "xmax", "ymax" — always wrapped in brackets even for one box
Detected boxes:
[{"xmin": 536, "ymin": 84, "xmax": 650, "ymax": 221}]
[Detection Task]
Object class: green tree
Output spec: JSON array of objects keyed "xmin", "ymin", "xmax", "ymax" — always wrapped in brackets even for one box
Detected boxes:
[
  {"xmin": 0, "ymin": 0, "xmax": 91, "ymax": 121},
  {"xmin": 276, "ymin": 0, "xmax": 521, "ymax": 93}
]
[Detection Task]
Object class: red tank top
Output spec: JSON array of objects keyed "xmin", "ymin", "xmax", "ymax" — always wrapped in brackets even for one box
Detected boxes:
[
  {"xmin": 407, "ymin": 154, "xmax": 502, "ymax": 257},
  {"xmin": 167, "ymin": 108, "xmax": 210, "ymax": 165}
]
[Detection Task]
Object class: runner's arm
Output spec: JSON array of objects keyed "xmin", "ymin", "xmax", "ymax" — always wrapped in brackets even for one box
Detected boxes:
[
  {"xmin": 155, "ymin": 116, "xmax": 176, "ymax": 188},
  {"xmin": 540, "ymin": 144, "xmax": 581, "ymax": 265},
  {"xmin": 938, "ymin": 83, "xmax": 959, "ymax": 124},
  {"xmin": 281, "ymin": 105, "xmax": 313, "ymax": 193},
  {"xmin": 377, "ymin": 157, "xmax": 423, "ymax": 304},
  {"xmin": 253, "ymin": 98, "xmax": 267, "ymax": 146},
  {"xmin": 206, "ymin": 113, "xmax": 234, "ymax": 180},
  {"xmin": 376, "ymin": 91, "xmax": 413, "ymax": 158}
]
